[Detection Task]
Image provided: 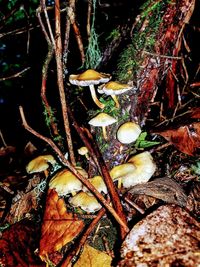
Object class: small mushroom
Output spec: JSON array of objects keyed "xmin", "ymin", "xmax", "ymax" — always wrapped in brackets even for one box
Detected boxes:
[
  {"xmin": 117, "ymin": 122, "xmax": 142, "ymax": 144},
  {"xmin": 69, "ymin": 69, "xmax": 111, "ymax": 109},
  {"xmin": 69, "ymin": 191, "xmax": 102, "ymax": 213},
  {"xmin": 88, "ymin": 112, "xmax": 117, "ymax": 140},
  {"xmin": 110, "ymin": 163, "xmax": 136, "ymax": 188},
  {"xmin": 26, "ymin": 154, "xmax": 56, "ymax": 177},
  {"xmin": 49, "ymin": 167, "xmax": 88, "ymax": 196},
  {"xmin": 82, "ymin": 176, "xmax": 107, "ymax": 194},
  {"xmin": 98, "ymin": 81, "xmax": 133, "ymax": 108},
  {"xmin": 78, "ymin": 146, "xmax": 89, "ymax": 160}
]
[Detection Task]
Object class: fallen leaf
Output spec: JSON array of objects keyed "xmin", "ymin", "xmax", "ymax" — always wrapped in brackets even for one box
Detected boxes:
[
  {"xmin": 0, "ymin": 219, "xmax": 45, "ymax": 267},
  {"xmin": 156, "ymin": 122, "xmax": 200, "ymax": 155},
  {"xmin": 128, "ymin": 177, "xmax": 187, "ymax": 207},
  {"xmin": 5, "ymin": 176, "xmax": 42, "ymax": 224},
  {"xmin": 74, "ymin": 244, "xmax": 112, "ymax": 267},
  {"xmin": 118, "ymin": 205, "xmax": 200, "ymax": 267},
  {"xmin": 39, "ymin": 189, "xmax": 84, "ymax": 263}
]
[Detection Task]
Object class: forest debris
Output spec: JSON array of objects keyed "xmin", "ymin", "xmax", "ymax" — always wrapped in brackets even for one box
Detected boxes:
[
  {"xmin": 128, "ymin": 177, "xmax": 187, "ymax": 207},
  {"xmin": 155, "ymin": 122, "xmax": 200, "ymax": 155},
  {"xmin": 39, "ymin": 189, "xmax": 84, "ymax": 263},
  {"xmin": 118, "ymin": 204, "xmax": 200, "ymax": 267},
  {"xmin": 0, "ymin": 219, "xmax": 45, "ymax": 267},
  {"xmin": 186, "ymin": 182, "xmax": 200, "ymax": 218},
  {"xmin": 4, "ymin": 175, "xmax": 42, "ymax": 224},
  {"xmin": 73, "ymin": 244, "xmax": 112, "ymax": 267}
]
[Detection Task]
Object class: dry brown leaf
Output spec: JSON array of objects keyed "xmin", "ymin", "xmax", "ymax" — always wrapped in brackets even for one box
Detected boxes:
[
  {"xmin": 74, "ymin": 244, "xmax": 112, "ymax": 267},
  {"xmin": 118, "ymin": 204, "xmax": 200, "ymax": 267},
  {"xmin": 0, "ymin": 219, "xmax": 45, "ymax": 267},
  {"xmin": 5, "ymin": 189, "xmax": 39, "ymax": 224},
  {"xmin": 5, "ymin": 176, "xmax": 42, "ymax": 224},
  {"xmin": 156, "ymin": 122, "xmax": 200, "ymax": 155},
  {"xmin": 128, "ymin": 177, "xmax": 187, "ymax": 207},
  {"xmin": 39, "ymin": 189, "xmax": 84, "ymax": 263}
]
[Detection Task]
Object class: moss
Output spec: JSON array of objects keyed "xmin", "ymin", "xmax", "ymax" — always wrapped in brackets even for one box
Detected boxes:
[{"xmin": 115, "ymin": 0, "xmax": 170, "ymax": 82}]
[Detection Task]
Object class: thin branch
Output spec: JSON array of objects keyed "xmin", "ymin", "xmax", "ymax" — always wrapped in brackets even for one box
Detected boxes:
[
  {"xmin": 63, "ymin": 4, "xmax": 71, "ymax": 74},
  {"xmin": 40, "ymin": 0, "xmax": 55, "ymax": 47},
  {"xmin": 86, "ymin": 0, "xmax": 92, "ymax": 39},
  {"xmin": 19, "ymin": 106, "xmax": 129, "ymax": 233},
  {"xmin": 67, "ymin": 0, "xmax": 85, "ymax": 64},
  {"xmin": 41, "ymin": 46, "xmax": 61, "ymax": 141},
  {"xmin": 60, "ymin": 207, "xmax": 106, "ymax": 266},
  {"xmin": 55, "ymin": 0, "xmax": 76, "ymax": 166},
  {"xmin": 0, "ymin": 67, "xmax": 30, "ymax": 81}
]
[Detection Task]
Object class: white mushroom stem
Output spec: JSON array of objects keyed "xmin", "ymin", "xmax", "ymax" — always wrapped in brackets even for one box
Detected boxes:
[
  {"xmin": 102, "ymin": 126, "xmax": 108, "ymax": 140},
  {"xmin": 111, "ymin": 95, "xmax": 120, "ymax": 108},
  {"xmin": 89, "ymin": 84, "xmax": 105, "ymax": 109}
]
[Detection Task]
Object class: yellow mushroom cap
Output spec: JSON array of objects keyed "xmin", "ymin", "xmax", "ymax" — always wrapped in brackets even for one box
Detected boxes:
[
  {"xmin": 110, "ymin": 163, "xmax": 136, "ymax": 181},
  {"xmin": 26, "ymin": 155, "xmax": 56, "ymax": 174},
  {"xmin": 78, "ymin": 146, "xmax": 89, "ymax": 156},
  {"xmin": 117, "ymin": 122, "xmax": 142, "ymax": 144},
  {"xmin": 120, "ymin": 151, "xmax": 156, "ymax": 188},
  {"xmin": 69, "ymin": 191, "xmax": 102, "ymax": 213},
  {"xmin": 69, "ymin": 69, "xmax": 111, "ymax": 86},
  {"xmin": 49, "ymin": 167, "xmax": 88, "ymax": 196},
  {"xmin": 98, "ymin": 81, "xmax": 133, "ymax": 95},
  {"xmin": 88, "ymin": 113, "xmax": 117, "ymax": 127},
  {"xmin": 82, "ymin": 176, "xmax": 107, "ymax": 194}
]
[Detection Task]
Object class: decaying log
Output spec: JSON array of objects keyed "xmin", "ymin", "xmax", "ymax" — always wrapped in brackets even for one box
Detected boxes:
[{"xmin": 92, "ymin": 0, "xmax": 196, "ymax": 169}]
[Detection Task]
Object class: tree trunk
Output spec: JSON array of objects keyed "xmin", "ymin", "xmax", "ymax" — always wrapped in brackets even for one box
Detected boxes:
[{"xmin": 91, "ymin": 0, "xmax": 195, "ymax": 170}]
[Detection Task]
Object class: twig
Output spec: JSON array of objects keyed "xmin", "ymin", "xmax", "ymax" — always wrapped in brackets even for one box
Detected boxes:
[
  {"xmin": 67, "ymin": 0, "xmax": 85, "ymax": 64},
  {"xmin": 0, "ymin": 67, "xmax": 30, "ymax": 81},
  {"xmin": 19, "ymin": 106, "xmax": 129, "ymax": 234},
  {"xmin": 86, "ymin": 0, "xmax": 92, "ymax": 39},
  {"xmin": 0, "ymin": 130, "xmax": 7, "ymax": 147},
  {"xmin": 124, "ymin": 196, "xmax": 145, "ymax": 214},
  {"xmin": 37, "ymin": 3, "xmax": 61, "ymax": 144},
  {"xmin": 55, "ymin": 0, "xmax": 76, "ymax": 166},
  {"xmin": 67, "ymin": 108, "xmax": 129, "ymax": 239},
  {"xmin": 143, "ymin": 50, "xmax": 182, "ymax": 60},
  {"xmin": 40, "ymin": 46, "xmax": 61, "ymax": 141},
  {"xmin": 60, "ymin": 207, "xmax": 106, "ymax": 267},
  {"xmin": 63, "ymin": 3, "xmax": 71, "ymax": 74}
]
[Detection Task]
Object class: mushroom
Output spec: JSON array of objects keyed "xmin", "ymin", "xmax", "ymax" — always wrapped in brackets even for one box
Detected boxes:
[
  {"xmin": 49, "ymin": 167, "xmax": 88, "ymax": 196},
  {"xmin": 88, "ymin": 112, "xmax": 117, "ymax": 140},
  {"xmin": 69, "ymin": 191, "xmax": 102, "ymax": 213},
  {"xmin": 110, "ymin": 163, "xmax": 136, "ymax": 188},
  {"xmin": 122, "ymin": 151, "xmax": 156, "ymax": 188},
  {"xmin": 117, "ymin": 122, "xmax": 142, "ymax": 144},
  {"xmin": 69, "ymin": 69, "xmax": 111, "ymax": 109},
  {"xmin": 78, "ymin": 146, "xmax": 89, "ymax": 160},
  {"xmin": 98, "ymin": 81, "xmax": 133, "ymax": 108},
  {"xmin": 26, "ymin": 154, "xmax": 56, "ymax": 177},
  {"xmin": 82, "ymin": 175, "xmax": 107, "ymax": 194}
]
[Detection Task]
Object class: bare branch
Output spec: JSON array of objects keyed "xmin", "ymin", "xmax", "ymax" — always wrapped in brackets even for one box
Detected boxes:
[
  {"xmin": 55, "ymin": 0, "xmax": 76, "ymax": 166},
  {"xmin": 0, "ymin": 67, "xmax": 30, "ymax": 81}
]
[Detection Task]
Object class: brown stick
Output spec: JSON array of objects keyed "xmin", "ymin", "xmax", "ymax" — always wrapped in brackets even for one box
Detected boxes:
[
  {"xmin": 19, "ymin": 106, "xmax": 129, "ymax": 233},
  {"xmin": 68, "ymin": 108, "xmax": 129, "ymax": 239},
  {"xmin": 60, "ymin": 208, "xmax": 106, "ymax": 267},
  {"xmin": 55, "ymin": 0, "xmax": 76, "ymax": 166},
  {"xmin": 67, "ymin": 0, "xmax": 85, "ymax": 64},
  {"xmin": 36, "ymin": 3, "xmax": 61, "ymax": 143},
  {"xmin": 0, "ymin": 67, "xmax": 30, "ymax": 81}
]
